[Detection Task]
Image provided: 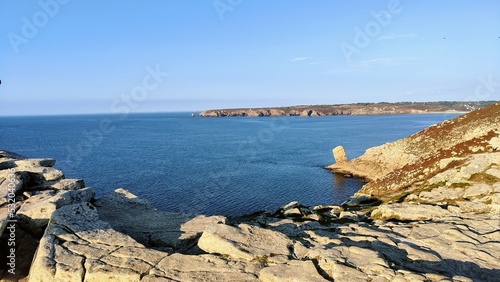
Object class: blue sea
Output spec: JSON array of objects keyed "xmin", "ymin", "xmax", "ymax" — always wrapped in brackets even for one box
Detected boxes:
[{"xmin": 0, "ymin": 113, "xmax": 459, "ymax": 216}]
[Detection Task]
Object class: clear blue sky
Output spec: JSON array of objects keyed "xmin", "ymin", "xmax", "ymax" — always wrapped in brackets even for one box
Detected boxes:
[{"xmin": 1, "ymin": 0, "xmax": 499, "ymax": 115}]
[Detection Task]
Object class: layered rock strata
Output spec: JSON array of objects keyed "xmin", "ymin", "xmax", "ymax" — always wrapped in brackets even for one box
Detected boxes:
[{"xmin": 199, "ymin": 101, "xmax": 493, "ymax": 117}]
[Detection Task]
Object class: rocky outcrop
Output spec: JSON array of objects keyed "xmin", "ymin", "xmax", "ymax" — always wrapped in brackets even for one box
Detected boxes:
[
  {"xmin": 332, "ymin": 146, "xmax": 348, "ymax": 164},
  {"xmin": 17, "ymin": 188, "xmax": 94, "ymax": 235},
  {"xmin": 199, "ymin": 101, "xmax": 494, "ymax": 117},
  {"xmin": 0, "ymin": 150, "xmax": 91, "ymax": 281},
  {"xmin": 94, "ymin": 188, "xmax": 226, "ymax": 252},
  {"xmin": 326, "ymin": 102, "xmax": 500, "ymax": 197},
  {"xmin": 198, "ymin": 223, "xmax": 295, "ymax": 263}
]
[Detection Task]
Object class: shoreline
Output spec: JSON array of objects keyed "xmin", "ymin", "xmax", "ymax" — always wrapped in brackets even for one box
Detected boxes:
[
  {"xmin": 198, "ymin": 101, "xmax": 494, "ymax": 117},
  {"xmin": 2, "ymin": 103, "xmax": 500, "ymax": 281}
]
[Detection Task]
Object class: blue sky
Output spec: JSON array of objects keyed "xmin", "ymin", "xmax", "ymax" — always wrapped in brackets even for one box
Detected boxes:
[{"xmin": 0, "ymin": 0, "xmax": 499, "ymax": 115}]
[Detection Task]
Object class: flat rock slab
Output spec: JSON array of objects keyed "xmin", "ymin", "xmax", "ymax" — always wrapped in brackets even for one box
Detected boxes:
[
  {"xmin": 14, "ymin": 158, "xmax": 56, "ymax": 168},
  {"xmin": 17, "ymin": 188, "xmax": 95, "ymax": 235},
  {"xmin": 371, "ymin": 203, "xmax": 452, "ymax": 221},
  {"xmin": 95, "ymin": 188, "xmax": 226, "ymax": 250},
  {"xmin": 150, "ymin": 253, "xmax": 260, "ymax": 282},
  {"xmin": 198, "ymin": 223, "xmax": 294, "ymax": 263},
  {"xmin": 29, "ymin": 178, "xmax": 85, "ymax": 191},
  {"xmin": 259, "ymin": 260, "xmax": 328, "ymax": 282},
  {"xmin": 30, "ymin": 202, "xmax": 261, "ymax": 282}
]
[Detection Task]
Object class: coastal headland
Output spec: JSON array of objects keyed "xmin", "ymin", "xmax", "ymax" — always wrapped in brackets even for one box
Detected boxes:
[
  {"xmin": 1, "ymin": 102, "xmax": 499, "ymax": 281},
  {"xmin": 199, "ymin": 101, "xmax": 495, "ymax": 117}
]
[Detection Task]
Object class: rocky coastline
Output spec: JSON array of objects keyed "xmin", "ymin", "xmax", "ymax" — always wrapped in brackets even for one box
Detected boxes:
[
  {"xmin": 198, "ymin": 101, "xmax": 494, "ymax": 117},
  {"xmin": 1, "ymin": 102, "xmax": 500, "ymax": 281}
]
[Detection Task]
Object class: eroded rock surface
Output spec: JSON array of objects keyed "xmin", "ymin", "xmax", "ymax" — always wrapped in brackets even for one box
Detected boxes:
[
  {"xmin": 94, "ymin": 188, "xmax": 226, "ymax": 251},
  {"xmin": 0, "ymin": 150, "xmax": 90, "ymax": 281}
]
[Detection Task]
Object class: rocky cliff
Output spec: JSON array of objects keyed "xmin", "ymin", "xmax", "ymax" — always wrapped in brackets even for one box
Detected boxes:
[
  {"xmin": 199, "ymin": 101, "xmax": 493, "ymax": 117},
  {"xmin": 326, "ymin": 102, "xmax": 500, "ymax": 199},
  {"xmin": 1, "ymin": 103, "xmax": 500, "ymax": 281}
]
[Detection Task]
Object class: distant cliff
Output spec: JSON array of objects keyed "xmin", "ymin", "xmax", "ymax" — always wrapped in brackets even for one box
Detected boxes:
[{"xmin": 199, "ymin": 101, "xmax": 495, "ymax": 117}]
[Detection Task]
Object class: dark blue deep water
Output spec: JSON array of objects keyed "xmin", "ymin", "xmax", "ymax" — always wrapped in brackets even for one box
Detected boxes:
[{"xmin": 0, "ymin": 113, "xmax": 459, "ymax": 216}]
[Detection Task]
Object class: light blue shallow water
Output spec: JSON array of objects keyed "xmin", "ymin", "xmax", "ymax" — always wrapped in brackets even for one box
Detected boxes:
[{"xmin": 0, "ymin": 112, "xmax": 459, "ymax": 216}]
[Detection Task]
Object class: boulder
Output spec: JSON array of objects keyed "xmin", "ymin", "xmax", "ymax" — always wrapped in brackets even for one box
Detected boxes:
[
  {"xmin": 281, "ymin": 201, "xmax": 300, "ymax": 210},
  {"xmin": 198, "ymin": 223, "xmax": 294, "ymax": 263},
  {"xmin": 0, "ymin": 150, "xmax": 25, "ymax": 169},
  {"xmin": 22, "ymin": 166, "xmax": 65, "ymax": 185},
  {"xmin": 371, "ymin": 203, "xmax": 451, "ymax": 221},
  {"xmin": 17, "ymin": 188, "xmax": 95, "ymax": 235},
  {"xmin": 29, "ymin": 178, "xmax": 85, "ymax": 191},
  {"xmin": 284, "ymin": 208, "xmax": 302, "ymax": 217},
  {"xmin": 332, "ymin": 146, "xmax": 348, "ymax": 164}
]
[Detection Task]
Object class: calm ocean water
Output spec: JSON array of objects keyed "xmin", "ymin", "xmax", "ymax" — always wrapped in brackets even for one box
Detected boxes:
[{"xmin": 0, "ymin": 113, "xmax": 459, "ymax": 216}]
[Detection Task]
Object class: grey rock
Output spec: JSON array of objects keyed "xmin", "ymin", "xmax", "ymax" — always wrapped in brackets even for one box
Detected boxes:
[
  {"xmin": 281, "ymin": 200, "xmax": 301, "ymax": 210},
  {"xmin": 14, "ymin": 158, "xmax": 56, "ymax": 168},
  {"xmin": 17, "ymin": 188, "xmax": 95, "ymax": 235},
  {"xmin": 95, "ymin": 188, "xmax": 226, "ymax": 250},
  {"xmin": 332, "ymin": 146, "xmax": 348, "ymax": 164},
  {"xmin": 29, "ymin": 203, "xmax": 169, "ymax": 282},
  {"xmin": 0, "ymin": 172, "xmax": 23, "ymax": 206},
  {"xmin": 339, "ymin": 211, "xmax": 361, "ymax": 222},
  {"xmin": 151, "ymin": 253, "xmax": 259, "ymax": 282},
  {"xmin": 284, "ymin": 207, "xmax": 302, "ymax": 217},
  {"xmin": 29, "ymin": 178, "xmax": 85, "ymax": 191},
  {"xmin": 22, "ymin": 166, "xmax": 65, "ymax": 185},
  {"xmin": 259, "ymin": 260, "xmax": 327, "ymax": 282},
  {"xmin": 371, "ymin": 203, "xmax": 451, "ymax": 221},
  {"xmin": 198, "ymin": 223, "xmax": 294, "ymax": 263}
]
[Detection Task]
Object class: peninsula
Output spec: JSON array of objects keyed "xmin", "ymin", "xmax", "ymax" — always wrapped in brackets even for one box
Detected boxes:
[{"xmin": 199, "ymin": 101, "xmax": 495, "ymax": 117}]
